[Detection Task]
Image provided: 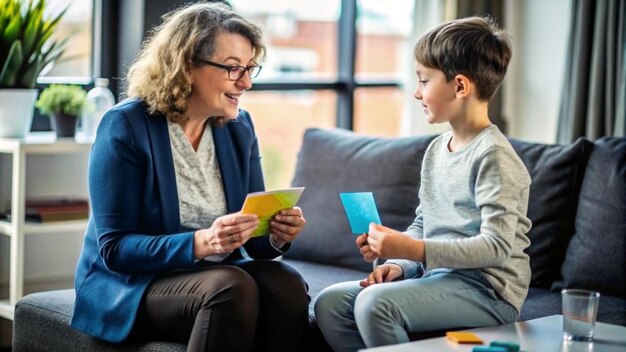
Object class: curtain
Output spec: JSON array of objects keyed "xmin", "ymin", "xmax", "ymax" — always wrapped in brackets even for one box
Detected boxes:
[
  {"xmin": 456, "ymin": 0, "xmax": 508, "ymax": 134},
  {"xmin": 558, "ymin": 0, "xmax": 626, "ymax": 142}
]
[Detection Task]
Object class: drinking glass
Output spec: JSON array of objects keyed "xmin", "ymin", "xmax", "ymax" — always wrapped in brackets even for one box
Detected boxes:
[{"xmin": 561, "ymin": 289, "xmax": 600, "ymax": 341}]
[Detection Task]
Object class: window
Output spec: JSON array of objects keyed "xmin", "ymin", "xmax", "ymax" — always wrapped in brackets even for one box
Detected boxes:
[
  {"xmin": 354, "ymin": 87, "xmax": 405, "ymax": 136},
  {"xmin": 31, "ymin": 0, "xmax": 94, "ymax": 131},
  {"xmin": 227, "ymin": 0, "xmax": 417, "ymax": 188},
  {"xmin": 354, "ymin": 0, "xmax": 414, "ymax": 136},
  {"xmin": 355, "ymin": 0, "xmax": 414, "ymax": 80},
  {"xmin": 241, "ymin": 91, "xmax": 336, "ymax": 189},
  {"xmin": 231, "ymin": 0, "xmax": 341, "ymax": 81},
  {"xmin": 230, "ymin": 0, "xmax": 342, "ymax": 189},
  {"xmin": 38, "ymin": 0, "xmax": 93, "ymax": 81}
]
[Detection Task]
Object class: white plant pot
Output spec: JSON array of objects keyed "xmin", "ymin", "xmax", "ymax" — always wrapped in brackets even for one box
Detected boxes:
[{"xmin": 0, "ymin": 89, "xmax": 38, "ymax": 138}]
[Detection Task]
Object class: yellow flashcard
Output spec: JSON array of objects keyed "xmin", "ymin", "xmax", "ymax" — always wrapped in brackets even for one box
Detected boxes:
[{"xmin": 241, "ymin": 187, "xmax": 305, "ymax": 237}]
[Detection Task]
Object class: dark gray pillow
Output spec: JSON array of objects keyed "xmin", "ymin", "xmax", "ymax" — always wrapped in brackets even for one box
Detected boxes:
[
  {"xmin": 554, "ymin": 137, "xmax": 626, "ymax": 297},
  {"xmin": 509, "ymin": 138, "xmax": 593, "ymax": 287},
  {"xmin": 285, "ymin": 128, "xmax": 435, "ymax": 272}
]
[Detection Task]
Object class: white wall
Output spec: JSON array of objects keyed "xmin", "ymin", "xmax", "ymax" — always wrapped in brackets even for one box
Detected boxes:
[
  {"xmin": 504, "ymin": 0, "xmax": 572, "ymax": 143},
  {"xmin": 401, "ymin": 0, "xmax": 451, "ymax": 137},
  {"xmin": 406, "ymin": 0, "xmax": 573, "ymax": 144}
]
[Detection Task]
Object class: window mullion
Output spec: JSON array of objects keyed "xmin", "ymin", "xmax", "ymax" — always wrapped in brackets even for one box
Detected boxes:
[{"xmin": 336, "ymin": 0, "xmax": 357, "ymax": 130}]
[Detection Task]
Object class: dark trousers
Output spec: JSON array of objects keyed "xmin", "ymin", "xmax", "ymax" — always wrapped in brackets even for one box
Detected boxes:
[{"xmin": 130, "ymin": 260, "xmax": 310, "ymax": 352}]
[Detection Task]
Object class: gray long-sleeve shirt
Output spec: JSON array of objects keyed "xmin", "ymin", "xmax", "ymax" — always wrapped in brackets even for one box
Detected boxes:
[{"xmin": 388, "ymin": 125, "xmax": 532, "ymax": 312}]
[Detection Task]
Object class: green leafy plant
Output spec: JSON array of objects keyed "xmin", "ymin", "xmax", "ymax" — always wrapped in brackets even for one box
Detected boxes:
[
  {"xmin": 35, "ymin": 84, "xmax": 86, "ymax": 117},
  {"xmin": 0, "ymin": 0, "xmax": 69, "ymax": 88}
]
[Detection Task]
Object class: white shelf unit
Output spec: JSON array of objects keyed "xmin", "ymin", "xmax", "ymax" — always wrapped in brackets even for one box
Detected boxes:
[{"xmin": 0, "ymin": 133, "xmax": 91, "ymax": 320}]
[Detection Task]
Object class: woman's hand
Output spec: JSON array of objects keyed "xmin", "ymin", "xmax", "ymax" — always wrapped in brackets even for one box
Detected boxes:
[
  {"xmin": 269, "ymin": 206, "xmax": 306, "ymax": 249},
  {"xmin": 193, "ymin": 213, "xmax": 258, "ymax": 259},
  {"xmin": 359, "ymin": 263, "xmax": 404, "ymax": 287}
]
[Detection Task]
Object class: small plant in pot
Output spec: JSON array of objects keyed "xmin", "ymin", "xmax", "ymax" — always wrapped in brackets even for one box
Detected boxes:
[{"xmin": 35, "ymin": 84, "xmax": 86, "ymax": 137}]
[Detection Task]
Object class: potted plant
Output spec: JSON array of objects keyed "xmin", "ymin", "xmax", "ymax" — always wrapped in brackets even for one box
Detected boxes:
[
  {"xmin": 0, "ymin": 0, "xmax": 68, "ymax": 138},
  {"xmin": 35, "ymin": 84, "xmax": 86, "ymax": 137}
]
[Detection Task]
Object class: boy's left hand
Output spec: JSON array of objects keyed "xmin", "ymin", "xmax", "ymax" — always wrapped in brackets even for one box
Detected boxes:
[
  {"xmin": 269, "ymin": 207, "xmax": 306, "ymax": 248},
  {"xmin": 360, "ymin": 263, "xmax": 403, "ymax": 287}
]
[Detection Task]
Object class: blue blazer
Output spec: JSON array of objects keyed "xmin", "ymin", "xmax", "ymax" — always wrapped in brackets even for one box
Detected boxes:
[{"xmin": 71, "ymin": 99, "xmax": 283, "ymax": 342}]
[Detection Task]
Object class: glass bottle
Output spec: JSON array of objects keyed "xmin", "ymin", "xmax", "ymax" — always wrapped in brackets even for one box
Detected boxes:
[{"xmin": 82, "ymin": 78, "xmax": 115, "ymax": 140}]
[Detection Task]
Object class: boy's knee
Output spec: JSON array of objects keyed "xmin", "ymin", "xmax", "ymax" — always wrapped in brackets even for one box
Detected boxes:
[
  {"xmin": 313, "ymin": 287, "xmax": 334, "ymax": 314},
  {"xmin": 354, "ymin": 286, "xmax": 399, "ymax": 323},
  {"xmin": 314, "ymin": 284, "xmax": 348, "ymax": 318}
]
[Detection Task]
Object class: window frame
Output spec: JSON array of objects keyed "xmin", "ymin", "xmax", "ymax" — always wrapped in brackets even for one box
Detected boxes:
[
  {"xmin": 96, "ymin": 0, "xmax": 404, "ymax": 131},
  {"xmin": 249, "ymin": 0, "xmax": 402, "ymax": 129},
  {"xmin": 32, "ymin": 0, "xmax": 408, "ymax": 131}
]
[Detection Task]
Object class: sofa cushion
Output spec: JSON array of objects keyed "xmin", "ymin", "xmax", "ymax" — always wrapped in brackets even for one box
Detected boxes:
[
  {"xmin": 520, "ymin": 287, "xmax": 626, "ymax": 326},
  {"xmin": 13, "ymin": 290, "xmax": 187, "ymax": 352},
  {"xmin": 509, "ymin": 138, "xmax": 593, "ymax": 287},
  {"xmin": 554, "ymin": 137, "xmax": 626, "ymax": 297},
  {"xmin": 283, "ymin": 258, "xmax": 368, "ymax": 312},
  {"xmin": 285, "ymin": 128, "xmax": 435, "ymax": 272}
]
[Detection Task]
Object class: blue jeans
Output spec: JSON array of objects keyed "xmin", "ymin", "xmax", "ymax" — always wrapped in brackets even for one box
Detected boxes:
[{"xmin": 314, "ymin": 269, "xmax": 519, "ymax": 352}]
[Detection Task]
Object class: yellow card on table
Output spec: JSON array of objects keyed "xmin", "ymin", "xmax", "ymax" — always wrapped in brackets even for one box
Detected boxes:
[
  {"xmin": 241, "ymin": 187, "xmax": 305, "ymax": 237},
  {"xmin": 445, "ymin": 331, "xmax": 484, "ymax": 344}
]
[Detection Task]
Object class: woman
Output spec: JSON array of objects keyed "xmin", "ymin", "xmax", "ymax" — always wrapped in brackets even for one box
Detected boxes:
[{"xmin": 71, "ymin": 3, "xmax": 310, "ymax": 351}]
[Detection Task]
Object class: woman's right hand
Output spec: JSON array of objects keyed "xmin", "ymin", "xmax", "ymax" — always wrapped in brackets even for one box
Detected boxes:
[
  {"xmin": 193, "ymin": 213, "xmax": 259, "ymax": 259},
  {"xmin": 359, "ymin": 263, "xmax": 403, "ymax": 288}
]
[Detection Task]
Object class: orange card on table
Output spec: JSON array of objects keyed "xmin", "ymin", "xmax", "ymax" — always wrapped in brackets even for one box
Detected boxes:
[{"xmin": 445, "ymin": 331, "xmax": 484, "ymax": 344}]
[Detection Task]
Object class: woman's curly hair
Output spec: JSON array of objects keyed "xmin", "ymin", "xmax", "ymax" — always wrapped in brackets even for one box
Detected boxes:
[{"xmin": 125, "ymin": 2, "xmax": 265, "ymax": 124}]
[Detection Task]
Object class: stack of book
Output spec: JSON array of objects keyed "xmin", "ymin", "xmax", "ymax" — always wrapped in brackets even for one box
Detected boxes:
[{"xmin": 23, "ymin": 198, "xmax": 90, "ymax": 223}]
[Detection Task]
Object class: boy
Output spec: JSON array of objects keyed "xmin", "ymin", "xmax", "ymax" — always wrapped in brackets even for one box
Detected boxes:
[{"xmin": 314, "ymin": 16, "xmax": 532, "ymax": 351}]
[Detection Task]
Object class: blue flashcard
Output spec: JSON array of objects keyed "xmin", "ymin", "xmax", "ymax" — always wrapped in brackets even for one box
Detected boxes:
[{"xmin": 339, "ymin": 192, "xmax": 381, "ymax": 234}]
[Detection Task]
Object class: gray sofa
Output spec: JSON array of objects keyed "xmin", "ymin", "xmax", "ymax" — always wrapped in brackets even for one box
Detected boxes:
[
  {"xmin": 282, "ymin": 128, "xmax": 626, "ymax": 350},
  {"xmin": 13, "ymin": 128, "xmax": 626, "ymax": 351}
]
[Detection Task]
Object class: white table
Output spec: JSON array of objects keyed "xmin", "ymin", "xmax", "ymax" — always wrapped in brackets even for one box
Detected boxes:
[{"xmin": 361, "ymin": 315, "xmax": 626, "ymax": 351}]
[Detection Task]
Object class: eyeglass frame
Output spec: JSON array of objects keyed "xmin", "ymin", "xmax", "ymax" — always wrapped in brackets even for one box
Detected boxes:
[{"xmin": 195, "ymin": 58, "xmax": 262, "ymax": 81}]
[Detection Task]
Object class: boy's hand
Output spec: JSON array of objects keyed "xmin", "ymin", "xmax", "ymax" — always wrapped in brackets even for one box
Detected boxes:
[
  {"xmin": 360, "ymin": 263, "xmax": 403, "ymax": 287},
  {"xmin": 356, "ymin": 234, "xmax": 378, "ymax": 263},
  {"xmin": 367, "ymin": 223, "xmax": 425, "ymax": 261},
  {"xmin": 366, "ymin": 223, "xmax": 407, "ymax": 258}
]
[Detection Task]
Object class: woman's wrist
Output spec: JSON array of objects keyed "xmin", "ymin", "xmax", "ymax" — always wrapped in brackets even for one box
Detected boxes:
[
  {"xmin": 269, "ymin": 234, "xmax": 287, "ymax": 250},
  {"xmin": 193, "ymin": 230, "xmax": 212, "ymax": 259}
]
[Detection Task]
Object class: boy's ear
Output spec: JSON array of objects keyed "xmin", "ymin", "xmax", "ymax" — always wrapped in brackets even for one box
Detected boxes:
[{"xmin": 454, "ymin": 74, "xmax": 471, "ymax": 98}]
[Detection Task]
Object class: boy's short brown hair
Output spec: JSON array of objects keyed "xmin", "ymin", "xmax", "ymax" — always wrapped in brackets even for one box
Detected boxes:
[{"xmin": 414, "ymin": 16, "xmax": 511, "ymax": 101}]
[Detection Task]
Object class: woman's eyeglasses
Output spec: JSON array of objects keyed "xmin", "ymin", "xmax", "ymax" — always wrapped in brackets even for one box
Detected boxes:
[{"xmin": 196, "ymin": 58, "xmax": 262, "ymax": 81}]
